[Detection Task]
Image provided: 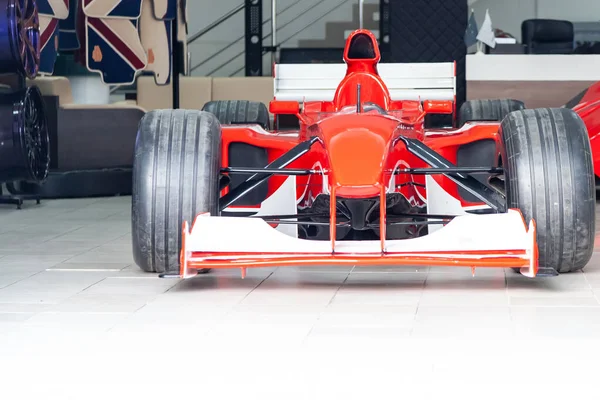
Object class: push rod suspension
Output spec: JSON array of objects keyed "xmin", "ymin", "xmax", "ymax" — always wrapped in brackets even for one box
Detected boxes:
[
  {"xmin": 221, "ymin": 167, "xmax": 320, "ymax": 176},
  {"xmin": 397, "ymin": 137, "xmax": 506, "ymax": 212},
  {"xmin": 392, "ymin": 167, "xmax": 503, "ymax": 175},
  {"xmin": 219, "ymin": 137, "xmax": 319, "ymax": 211}
]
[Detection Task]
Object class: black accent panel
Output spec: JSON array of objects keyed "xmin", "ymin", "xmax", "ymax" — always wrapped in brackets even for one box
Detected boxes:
[
  {"xmin": 57, "ymin": 107, "xmax": 143, "ymax": 171},
  {"xmin": 456, "ymin": 139, "xmax": 496, "ymax": 202},
  {"xmin": 244, "ymin": 0, "xmax": 263, "ymax": 76},
  {"xmin": 276, "ymin": 114, "xmax": 300, "ymax": 130},
  {"xmin": 388, "ymin": 0, "xmax": 467, "ymax": 114},
  {"xmin": 565, "ymin": 87, "xmax": 589, "ymax": 109},
  {"xmin": 11, "ymin": 169, "xmax": 132, "ymax": 198},
  {"xmin": 424, "ymin": 113, "xmax": 453, "ymax": 129},
  {"xmin": 341, "ymin": 198, "xmax": 377, "ymax": 231},
  {"xmin": 228, "ymin": 142, "xmax": 269, "ymax": 206},
  {"xmin": 279, "ymin": 48, "xmax": 344, "ymax": 64}
]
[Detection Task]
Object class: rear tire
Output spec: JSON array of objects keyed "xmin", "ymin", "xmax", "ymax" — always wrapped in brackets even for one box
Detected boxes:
[
  {"xmin": 500, "ymin": 108, "xmax": 595, "ymax": 274},
  {"xmin": 132, "ymin": 109, "xmax": 221, "ymax": 274},
  {"xmin": 459, "ymin": 99, "xmax": 525, "ymax": 127},
  {"xmin": 202, "ymin": 100, "xmax": 270, "ymax": 129}
]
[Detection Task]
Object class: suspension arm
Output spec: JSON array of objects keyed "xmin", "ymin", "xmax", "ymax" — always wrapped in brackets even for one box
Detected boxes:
[
  {"xmin": 219, "ymin": 136, "xmax": 319, "ymax": 211},
  {"xmin": 396, "ymin": 137, "xmax": 506, "ymax": 212}
]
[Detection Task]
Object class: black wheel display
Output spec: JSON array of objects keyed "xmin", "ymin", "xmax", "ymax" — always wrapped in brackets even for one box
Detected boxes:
[
  {"xmin": 458, "ymin": 99, "xmax": 525, "ymax": 127},
  {"xmin": 500, "ymin": 108, "xmax": 595, "ymax": 274},
  {"xmin": 0, "ymin": 86, "xmax": 49, "ymax": 183},
  {"xmin": 132, "ymin": 110, "xmax": 221, "ymax": 274},
  {"xmin": 0, "ymin": 0, "xmax": 40, "ymax": 79}
]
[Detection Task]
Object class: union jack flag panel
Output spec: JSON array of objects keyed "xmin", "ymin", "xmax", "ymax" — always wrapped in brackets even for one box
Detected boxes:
[
  {"xmin": 152, "ymin": 0, "xmax": 176, "ymax": 21},
  {"xmin": 58, "ymin": 0, "xmax": 80, "ymax": 50},
  {"xmin": 86, "ymin": 17, "xmax": 148, "ymax": 85},
  {"xmin": 140, "ymin": 0, "xmax": 172, "ymax": 85},
  {"xmin": 39, "ymin": 15, "xmax": 60, "ymax": 75},
  {"xmin": 38, "ymin": 0, "xmax": 69, "ymax": 19},
  {"xmin": 83, "ymin": 0, "xmax": 143, "ymax": 19}
]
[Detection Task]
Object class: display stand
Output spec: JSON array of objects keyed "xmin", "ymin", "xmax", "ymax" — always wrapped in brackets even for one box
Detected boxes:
[{"xmin": 0, "ymin": 183, "xmax": 41, "ymax": 209}]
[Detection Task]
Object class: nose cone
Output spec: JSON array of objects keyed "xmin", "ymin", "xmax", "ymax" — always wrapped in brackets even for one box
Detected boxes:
[
  {"xmin": 328, "ymin": 128, "xmax": 387, "ymax": 197},
  {"xmin": 318, "ymin": 114, "xmax": 398, "ymax": 198}
]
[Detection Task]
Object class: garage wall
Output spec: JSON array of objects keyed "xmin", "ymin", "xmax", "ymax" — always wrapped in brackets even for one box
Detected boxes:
[
  {"xmin": 537, "ymin": 0, "xmax": 600, "ymax": 21},
  {"xmin": 470, "ymin": 0, "xmax": 600, "ymax": 41},
  {"xmin": 188, "ymin": 0, "xmax": 600, "ymax": 75},
  {"xmin": 187, "ymin": 0, "xmax": 377, "ymax": 77}
]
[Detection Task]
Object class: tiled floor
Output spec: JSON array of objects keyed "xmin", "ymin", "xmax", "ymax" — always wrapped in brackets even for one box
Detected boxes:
[{"xmin": 2, "ymin": 196, "xmax": 600, "ymax": 398}]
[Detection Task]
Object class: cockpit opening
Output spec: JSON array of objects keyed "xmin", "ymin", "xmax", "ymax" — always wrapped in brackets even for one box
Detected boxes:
[{"xmin": 347, "ymin": 33, "xmax": 377, "ymax": 60}]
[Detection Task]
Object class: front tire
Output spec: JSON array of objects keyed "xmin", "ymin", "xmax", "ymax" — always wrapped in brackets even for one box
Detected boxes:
[
  {"xmin": 132, "ymin": 110, "xmax": 221, "ymax": 274},
  {"xmin": 500, "ymin": 108, "xmax": 595, "ymax": 274}
]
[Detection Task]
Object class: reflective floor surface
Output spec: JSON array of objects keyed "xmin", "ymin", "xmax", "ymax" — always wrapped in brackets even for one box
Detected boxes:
[{"xmin": 1, "ymin": 196, "xmax": 599, "ymax": 399}]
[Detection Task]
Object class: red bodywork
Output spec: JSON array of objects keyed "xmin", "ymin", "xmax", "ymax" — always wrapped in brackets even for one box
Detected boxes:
[
  {"xmin": 569, "ymin": 82, "xmax": 600, "ymax": 178},
  {"xmin": 221, "ymin": 30, "xmax": 501, "ymax": 212},
  {"xmin": 180, "ymin": 30, "xmax": 536, "ymax": 276}
]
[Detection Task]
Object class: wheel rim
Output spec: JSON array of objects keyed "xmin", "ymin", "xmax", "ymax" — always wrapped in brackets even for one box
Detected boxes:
[
  {"xmin": 10, "ymin": 0, "xmax": 40, "ymax": 79},
  {"xmin": 21, "ymin": 87, "xmax": 49, "ymax": 181}
]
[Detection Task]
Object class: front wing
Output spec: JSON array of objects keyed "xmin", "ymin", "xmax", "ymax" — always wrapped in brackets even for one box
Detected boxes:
[{"xmin": 176, "ymin": 210, "xmax": 541, "ymax": 279}]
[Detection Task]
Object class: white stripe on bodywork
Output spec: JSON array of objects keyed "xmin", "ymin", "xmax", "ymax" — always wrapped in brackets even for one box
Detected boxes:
[
  {"xmin": 426, "ymin": 175, "xmax": 467, "ymax": 233},
  {"xmin": 222, "ymin": 176, "xmax": 298, "ymax": 238}
]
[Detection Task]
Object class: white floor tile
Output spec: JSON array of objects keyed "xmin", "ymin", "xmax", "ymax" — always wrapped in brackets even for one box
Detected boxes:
[
  {"xmin": 15, "ymin": 311, "xmax": 129, "ymax": 333},
  {"xmin": 47, "ymin": 262, "xmax": 129, "ymax": 271},
  {"xmin": 0, "ymin": 196, "xmax": 599, "ymax": 381},
  {"xmin": 510, "ymin": 306, "xmax": 600, "ymax": 338},
  {"xmin": 509, "ymin": 295, "xmax": 600, "ymax": 307},
  {"xmin": 79, "ymin": 276, "xmax": 177, "ymax": 296}
]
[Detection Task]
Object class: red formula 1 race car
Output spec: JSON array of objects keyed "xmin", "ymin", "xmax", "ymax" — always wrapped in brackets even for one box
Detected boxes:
[
  {"xmin": 564, "ymin": 82, "xmax": 600, "ymax": 183},
  {"xmin": 131, "ymin": 29, "xmax": 595, "ymax": 280}
]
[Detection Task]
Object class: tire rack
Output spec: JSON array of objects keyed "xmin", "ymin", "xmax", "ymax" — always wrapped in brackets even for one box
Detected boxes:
[
  {"xmin": 0, "ymin": 76, "xmax": 45, "ymax": 209},
  {"xmin": 0, "ymin": 0, "xmax": 45, "ymax": 209}
]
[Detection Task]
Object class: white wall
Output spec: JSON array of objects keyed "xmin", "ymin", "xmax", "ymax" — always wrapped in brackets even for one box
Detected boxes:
[
  {"xmin": 187, "ymin": 0, "xmax": 377, "ymax": 77},
  {"xmin": 471, "ymin": 0, "xmax": 600, "ymax": 42},
  {"xmin": 470, "ymin": 0, "xmax": 535, "ymax": 41},
  {"xmin": 537, "ymin": 0, "xmax": 600, "ymax": 21}
]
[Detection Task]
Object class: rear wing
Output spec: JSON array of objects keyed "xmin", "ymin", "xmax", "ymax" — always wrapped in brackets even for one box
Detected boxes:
[{"xmin": 273, "ymin": 62, "xmax": 456, "ymax": 103}]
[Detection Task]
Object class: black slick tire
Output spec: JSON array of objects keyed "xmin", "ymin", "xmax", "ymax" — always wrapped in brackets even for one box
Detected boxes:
[
  {"xmin": 500, "ymin": 108, "xmax": 595, "ymax": 274},
  {"xmin": 459, "ymin": 99, "xmax": 525, "ymax": 127},
  {"xmin": 132, "ymin": 109, "xmax": 221, "ymax": 274},
  {"xmin": 202, "ymin": 100, "xmax": 270, "ymax": 129}
]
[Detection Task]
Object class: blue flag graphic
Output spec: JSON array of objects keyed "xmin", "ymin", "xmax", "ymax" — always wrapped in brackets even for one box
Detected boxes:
[{"xmin": 465, "ymin": 11, "xmax": 479, "ymax": 47}]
